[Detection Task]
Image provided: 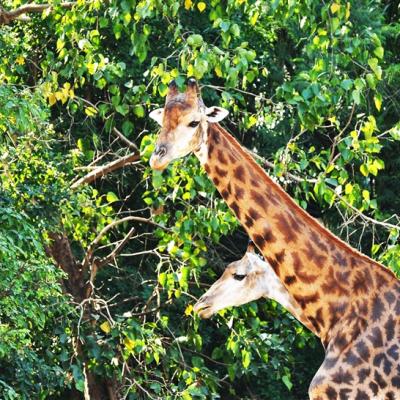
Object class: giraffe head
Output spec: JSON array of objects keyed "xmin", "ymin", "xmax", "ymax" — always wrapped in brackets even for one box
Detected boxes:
[
  {"xmin": 149, "ymin": 78, "xmax": 229, "ymax": 170},
  {"xmin": 193, "ymin": 242, "xmax": 280, "ymax": 319}
]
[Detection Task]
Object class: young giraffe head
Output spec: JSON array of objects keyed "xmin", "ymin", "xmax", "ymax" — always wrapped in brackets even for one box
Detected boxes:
[
  {"xmin": 149, "ymin": 78, "xmax": 228, "ymax": 170},
  {"xmin": 193, "ymin": 242, "xmax": 297, "ymax": 319}
]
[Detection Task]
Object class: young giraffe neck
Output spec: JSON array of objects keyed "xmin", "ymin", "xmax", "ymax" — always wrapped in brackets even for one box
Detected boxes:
[
  {"xmin": 248, "ymin": 253, "xmax": 317, "ymax": 333},
  {"xmin": 198, "ymin": 123, "xmax": 398, "ymax": 346}
]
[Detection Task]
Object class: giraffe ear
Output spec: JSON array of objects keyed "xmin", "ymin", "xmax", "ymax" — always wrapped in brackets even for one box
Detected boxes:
[
  {"xmin": 205, "ymin": 106, "xmax": 229, "ymax": 122},
  {"xmin": 149, "ymin": 108, "xmax": 164, "ymax": 126}
]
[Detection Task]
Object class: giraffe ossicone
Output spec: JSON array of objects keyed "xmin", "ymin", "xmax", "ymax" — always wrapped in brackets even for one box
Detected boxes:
[{"xmin": 149, "ymin": 78, "xmax": 400, "ymax": 400}]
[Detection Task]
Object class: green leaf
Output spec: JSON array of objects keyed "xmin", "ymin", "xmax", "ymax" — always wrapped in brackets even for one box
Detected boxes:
[
  {"xmin": 116, "ymin": 104, "xmax": 129, "ymax": 116},
  {"xmin": 106, "ymin": 192, "xmax": 119, "ymax": 203},
  {"xmin": 374, "ymin": 93, "xmax": 382, "ymax": 112},
  {"xmin": 241, "ymin": 349, "xmax": 251, "ymax": 369},
  {"xmin": 368, "ymin": 58, "xmax": 382, "ymax": 80},
  {"xmin": 282, "ymin": 375, "xmax": 293, "ymax": 390},
  {"xmin": 374, "ymin": 46, "xmax": 384, "ymax": 59},
  {"xmin": 360, "ymin": 164, "xmax": 369, "ymax": 177},
  {"xmin": 340, "ymin": 79, "xmax": 353, "ymax": 91},
  {"xmin": 187, "ymin": 34, "xmax": 203, "ymax": 48},
  {"xmin": 220, "ymin": 21, "xmax": 230, "ymax": 32}
]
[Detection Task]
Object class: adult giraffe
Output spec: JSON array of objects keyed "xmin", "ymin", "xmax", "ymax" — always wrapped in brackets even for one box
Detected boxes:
[{"xmin": 149, "ymin": 78, "xmax": 400, "ymax": 400}]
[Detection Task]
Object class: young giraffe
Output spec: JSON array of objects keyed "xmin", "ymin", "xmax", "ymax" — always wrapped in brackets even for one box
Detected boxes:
[
  {"xmin": 149, "ymin": 79, "xmax": 400, "ymax": 400},
  {"xmin": 194, "ymin": 241, "xmax": 316, "ymax": 334}
]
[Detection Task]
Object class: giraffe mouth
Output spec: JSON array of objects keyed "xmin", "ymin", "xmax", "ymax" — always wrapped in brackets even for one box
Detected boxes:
[
  {"xmin": 193, "ymin": 302, "xmax": 213, "ymax": 319},
  {"xmin": 149, "ymin": 154, "xmax": 170, "ymax": 171}
]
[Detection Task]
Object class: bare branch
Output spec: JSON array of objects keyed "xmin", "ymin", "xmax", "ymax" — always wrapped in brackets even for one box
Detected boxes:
[
  {"xmin": 71, "ymin": 152, "xmax": 140, "ymax": 189},
  {"xmin": 82, "ymin": 216, "xmax": 171, "ymax": 270},
  {"xmin": 96, "ymin": 227, "xmax": 135, "ymax": 269},
  {"xmin": 0, "ymin": 2, "xmax": 75, "ymax": 25}
]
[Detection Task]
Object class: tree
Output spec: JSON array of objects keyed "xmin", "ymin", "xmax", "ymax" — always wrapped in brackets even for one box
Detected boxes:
[{"xmin": 0, "ymin": 0, "xmax": 399, "ymax": 398}]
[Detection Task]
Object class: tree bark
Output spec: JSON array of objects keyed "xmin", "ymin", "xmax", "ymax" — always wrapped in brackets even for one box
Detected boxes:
[
  {"xmin": 0, "ymin": 2, "xmax": 75, "ymax": 25},
  {"xmin": 45, "ymin": 231, "xmax": 114, "ymax": 399},
  {"xmin": 71, "ymin": 152, "xmax": 140, "ymax": 189}
]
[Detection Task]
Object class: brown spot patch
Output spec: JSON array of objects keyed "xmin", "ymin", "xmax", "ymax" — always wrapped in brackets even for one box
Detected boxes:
[
  {"xmin": 322, "ymin": 267, "xmax": 349, "ymax": 296},
  {"xmin": 228, "ymin": 153, "xmax": 237, "ymax": 164},
  {"xmin": 367, "ymin": 327, "xmax": 383, "ymax": 347},
  {"xmin": 253, "ymin": 234, "xmax": 265, "ymax": 250},
  {"xmin": 293, "ymin": 292, "xmax": 320, "ymax": 309},
  {"xmin": 276, "ymin": 213, "xmax": 297, "ymax": 243},
  {"xmin": 371, "ymin": 295, "xmax": 385, "ymax": 322},
  {"xmin": 248, "ymin": 207, "xmax": 261, "ymax": 221},
  {"xmin": 250, "ymin": 190, "xmax": 268, "ymax": 210},
  {"xmin": 234, "ymin": 165, "xmax": 246, "ymax": 181},
  {"xmin": 284, "ymin": 275, "xmax": 297, "ymax": 285},
  {"xmin": 229, "ymin": 201, "xmax": 241, "ymax": 220},
  {"xmin": 303, "ymin": 242, "xmax": 327, "ymax": 266},
  {"xmin": 221, "ymin": 189, "xmax": 229, "ymax": 199},
  {"xmin": 332, "ymin": 367, "xmax": 353, "ymax": 385},
  {"xmin": 215, "ymin": 165, "xmax": 227, "ymax": 178},
  {"xmin": 275, "ymin": 249, "xmax": 285, "ymax": 263},
  {"xmin": 309, "ymin": 231, "xmax": 329, "ymax": 253},
  {"xmin": 332, "ymin": 250, "xmax": 348, "ymax": 268},
  {"xmin": 234, "ymin": 185, "xmax": 244, "ymax": 200},
  {"xmin": 266, "ymin": 256, "xmax": 280, "ymax": 275},
  {"xmin": 292, "ymin": 252, "xmax": 319, "ymax": 283},
  {"xmin": 357, "ymin": 368, "xmax": 370, "ymax": 384},
  {"xmin": 352, "ymin": 269, "xmax": 372, "ymax": 295},
  {"xmin": 210, "ymin": 127, "xmax": 220, "ymax": 144},
  {"xmin": 208, "ymin": 142, "xmax": 215, "ymax": 157},
  {"xmin": 217, "ymin": 149, "xmax": 227, "ymax": 164},
  {"xmin": 262, "ymin": 225, "xmax": 276, "ymax": 243},
  {"xmin": 244, "ymin": 215, "xmax": 254, "ymax": 229}
]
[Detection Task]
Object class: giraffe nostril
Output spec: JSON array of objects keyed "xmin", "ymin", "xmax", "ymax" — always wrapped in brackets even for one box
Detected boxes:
[{"xmin": 155, "ymin": 145, "xmax": 167, "ymax": 158}]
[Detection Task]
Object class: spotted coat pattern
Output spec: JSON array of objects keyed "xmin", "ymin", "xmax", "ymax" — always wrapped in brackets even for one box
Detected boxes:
[{"xmin": 202, "ymin": 123, "xmax": 400, "ymax": 400}]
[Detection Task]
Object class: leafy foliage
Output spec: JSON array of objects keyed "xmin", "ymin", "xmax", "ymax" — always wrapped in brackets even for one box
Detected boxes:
[{"xmin": 0, "ymin": 0, "xmax": 399, "ymax": 398}]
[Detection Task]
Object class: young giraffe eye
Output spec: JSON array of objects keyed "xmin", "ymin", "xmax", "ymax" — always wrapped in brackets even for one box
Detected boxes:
[
  {"xmin": 233, "ymin": 273, "xmax": 246, "ymax": 281},
  {"xmin": 188, "ymin": 121, "xmax": 200, "ymax": 128}
]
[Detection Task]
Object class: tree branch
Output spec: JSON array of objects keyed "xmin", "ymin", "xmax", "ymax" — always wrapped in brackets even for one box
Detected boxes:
[
  {"xmin": 71, "ymin": 152, "xmax": 140, "ymax": 189},
  {"xmin": 0, "ymin": 2, "xmax": 75, "ymax": 24},
  {"xmin": 82, "ymin": 216, "xmax": 171, "ymax": 270}
]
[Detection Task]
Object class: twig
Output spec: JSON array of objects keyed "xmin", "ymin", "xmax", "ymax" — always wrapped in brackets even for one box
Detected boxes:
[
  {"xmin": 333, "ymin": 191, "xmax": 400, "ymax": 231},
  {"xmin": 96, "ymin": 227, "xmax": 136, "ymax": 269}
]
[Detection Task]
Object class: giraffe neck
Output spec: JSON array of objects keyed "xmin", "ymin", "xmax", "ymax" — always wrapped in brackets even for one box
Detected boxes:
[
  {"xmin": 248, "ymin": 253, "xmax": 316, "ymax": 332},
  {"xmin": 196, "ymin": 123, "xmax": 399, "ymax": 345}
]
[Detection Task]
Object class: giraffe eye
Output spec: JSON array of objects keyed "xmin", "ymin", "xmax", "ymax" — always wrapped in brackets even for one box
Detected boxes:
[
  {"xmin": 188, "ymin": 121, "xmax": 200, "ymax": 128},
  {"xmin": 233, "ymin": 273, "xmax": 246, "ymax": 281}
]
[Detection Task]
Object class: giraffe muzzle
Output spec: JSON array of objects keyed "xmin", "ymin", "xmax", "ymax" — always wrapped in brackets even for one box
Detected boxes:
[
  {"xmin": 150, "ymin": 144, "xmax": 170, "ymax": 170},
  {"xmin": 193, "ymin": 298, "xmax": 213, "ymax": 319}
]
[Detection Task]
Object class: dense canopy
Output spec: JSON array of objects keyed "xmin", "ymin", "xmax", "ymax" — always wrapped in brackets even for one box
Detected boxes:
[{"xmin": 0, "ymin": 0, "xmax": 399, "ymax": 398}]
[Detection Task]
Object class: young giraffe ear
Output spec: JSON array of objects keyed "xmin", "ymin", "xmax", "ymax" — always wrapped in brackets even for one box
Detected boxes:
[
  {"xmin": 205, "ymin": 106, "xmax": 229, "ymax": 122},
  {"xmin": 149, "ymin": 108, "xmax": 164, "ymax": 126}
]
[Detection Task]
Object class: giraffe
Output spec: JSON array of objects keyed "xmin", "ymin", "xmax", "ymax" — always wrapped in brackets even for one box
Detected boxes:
[
  {"xmin": 193, "ymin": 241, "xmax": 316, "ymax": 333},
  {"xmin": 149, "ymin": 78, "xmax": 400, "ymax": 400}
]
